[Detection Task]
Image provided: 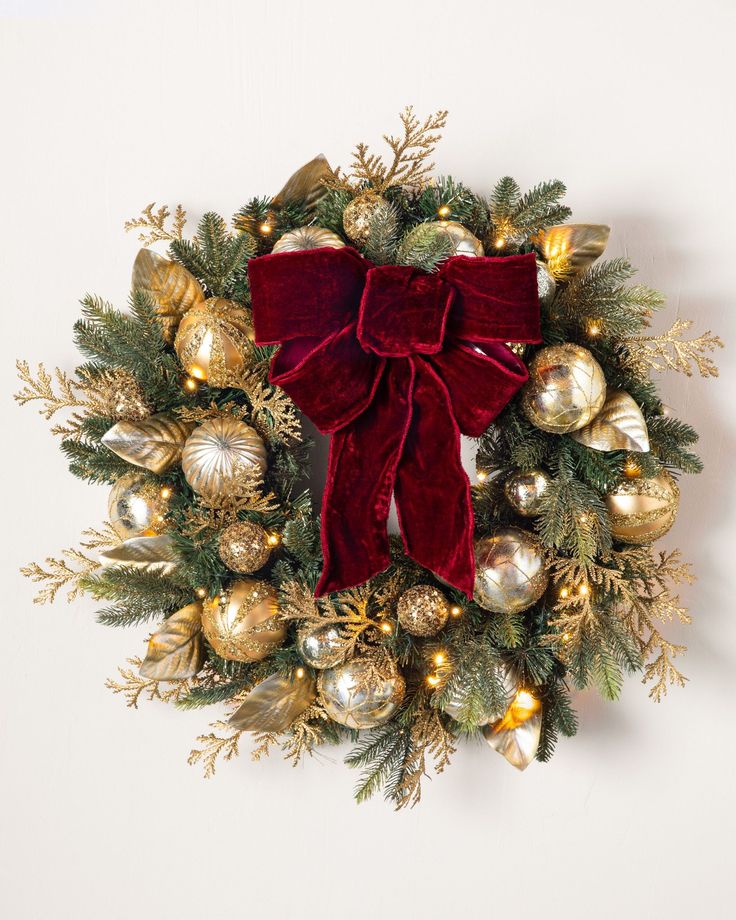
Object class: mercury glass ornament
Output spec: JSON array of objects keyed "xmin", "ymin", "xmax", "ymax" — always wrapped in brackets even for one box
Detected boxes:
[
  {"xmin": 503, "ymin": 469, "xmax": 551, "ymax": 518},
  {"xmin": 218, "ymin": 520, "xmax": 272, "ymax": 574},
  {"xmin": 201, "ymin": 578, "xmax": 285, "ymax": 663},
  {"xmin": 297, "ymin": 623, "xmax": 347, "ymax": 670},
  {"xmin": 182, "ymin": 417, "xmax": 267, "ymax": 498},
  {"xmin": 174, "ymin": 297, "xmax": 253, "ymax": 386},
  {"xmin": 474, "ymin": 527, "xmax": 549, "ymax": 614},
  {"xmin": 342, "ymin": 192, "xmax": 389, "ymax": 245},
  {"xmin": 426, "ymin": 220, "xmax": 484, "ymax": 257},
  {"xmin": 397, "ymin": 584, "xmax": 450, "ymax": 637},
  {"xmin": 108, "ymin": 472, "xmax": 167, "ymax": 540},
  {"xmin": 272, "ymin": 226, "xmax": 345, "ymax": 253},
  {"xmin": 521, "ymin": 344, "xmax": 607, "ymax": 434},
  {"xmin": 318, "ymin": 652, "xmax": 405, "ymax": 729},
  {"xmin": 536, "ymin": 260, "xmax": 557, "ymax": 306},
  {"xmin": 606, "ymin": 471, "xmax": 680, "ymax": 544}
]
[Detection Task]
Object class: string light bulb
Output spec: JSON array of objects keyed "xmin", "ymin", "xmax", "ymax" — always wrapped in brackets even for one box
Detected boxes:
[
  {"xmin": 437, "ymin": 204, "xmax": 451, "ymax": 218},
  {"xmin": 494, "ymin": 237, "xmax": 506, "ymax": 249},
  {"xmin": 450, "ymin": 605, "xmax": 462, "ymax": 617},
  {"xmin": 259, "ymin": 222, "xmax": 272, "ymax": 235},
  {"xmin": 380, "ymin": 621, "xmax": 393, "ymax": 634},
  {"xmin": 426, "ymin": 674, "xmax": 441, "ymax": 687},
  {"xmin": 434, "ymin": 652, "xmax": 446, "ymax": 666},
  {"xmin": 160, "ymin": 486, "xmax": 173, "ymax": 500},
  {"xmin": 295, "ymin": 667, "xmax": 305, "ymax": 679},
  {"xmin": 560, "ymin": 586, "xmax": 570, "ymax": 599},
  {"xmin": 266, "ymin": 532, "xmax": 281, "ymax": 547},
  {"xmin": 477, "ymin": 470, "xmax": 488, "ymax": 483},
  {"xmin": 195, "ymin": 587, "xmax": 207, "ymax": 599},
  {"xmin": 587, "ymin": 321, "xmax": 601, "ymax": 336},
  {"xmin": 578, "ymin": 583, "xmax": 589, "ymax": 597},
  {"xmin": 183, "ymin": 376, "xmax": 199, "ymax": 393}
]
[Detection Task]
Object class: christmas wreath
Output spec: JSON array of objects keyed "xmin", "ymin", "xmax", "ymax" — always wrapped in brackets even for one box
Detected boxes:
[{"xmin": 17, "ymin": 108, "xmax": 723, "ymax": 807}]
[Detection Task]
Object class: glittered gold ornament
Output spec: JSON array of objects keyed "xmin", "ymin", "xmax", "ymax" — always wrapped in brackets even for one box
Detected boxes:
[
  {"xmin": 272, "ymin": 154, "xmax": 334, "ymax": 218},
  {"xmin": 482, "ymin": 688, "xmax": 542, "ymax": 770},
  {"xmin": 202, "ymin": 578, "xmax": 285, "ymax": 663},
  {"xmin": 536, "ymin": 260, "xmax": 557, "ymax": 306},
  {"xmin": 318, "ymin": 651, "xmax": 405, "ymax": 729},
  {"xmin": 218, "ymin": 520, "xmax": 271, "ymax": 574},
  {"xmin": 174, "ymin": 298, "xmax": 253, "ymax": 386},
  {"xmin": 342, "ymin": 192, "xmax": 389, "ymax": 245},
  {"xmin": 132, "ymin": 249, "xmax": 205, "ymax": 341},
  {"xmin": 181, "ymin": 417, "xmax": 267, "ymax": 498},
  {"xmin": 441, "ymin": 665, "xmax": 516, "ymax": 726},
  {"xmin": 570, "ymin": 389, "xmax": 650, "ymax": 453},
  {"xmin": 425, "ymin": 220, "xmax": 484, "ymax": 257},
  {"xmin": 503, "ymin": 469, "xmax": 551, "ymax": 517},
  {"xmin": 537, "ymin": 224, "xmax": 610, "ymax": 278},
  {"xmin": 474, "ymin": 527, "xmax": 549, "ymax": 614},
  {"xmin": 101, "ymin": 413, "xmax": 192, "ymax": 473},
  {"xmin": 606, "ymin": 471, "xmax": 680, "ymax": 544},
  {"xmin": 229, "ymin": 670, "xmax": 317, "ymax": 732},
  {"xmin": 397, "ymin": 584, "xmax": 450, "ymax": 637},
  {"xmin": 297, "ymin": 623, "xmax": 348, "ymax": 670},
  {"xmin": 521, "ymin": 344, "xmax": 607, "ymax": 434},
  {"xmin": 108, "ymin": 472, "xmax": 168, "ymax": 540},
  {"xmin": 272, "ymin": 226, "xmax": 345, "ymax": 253},
  {"xmin": 99, "ymin": 535, "xmax": 178, "ymax": 575},
  {"xmin": 139, "ymin": 602, "xmax": 204, "ymax": 680}
]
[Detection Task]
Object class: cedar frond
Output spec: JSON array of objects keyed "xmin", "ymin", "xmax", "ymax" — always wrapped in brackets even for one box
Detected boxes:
[
  {"xmin": 105, "ymin": 656, "xmax": 195, "ymax": 709},
  {"xmin": 124, "ymin": 202, "xmax": 187, "ymax": 245},
  {"xmin": 623, "ymin": 318, "xmax": 724, "ymax": 378}
]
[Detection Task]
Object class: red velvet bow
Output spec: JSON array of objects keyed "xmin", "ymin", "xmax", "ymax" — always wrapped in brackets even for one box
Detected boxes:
[{"xmin": 249, "ymin": 246, "xmax": 541, "ymax": 598}]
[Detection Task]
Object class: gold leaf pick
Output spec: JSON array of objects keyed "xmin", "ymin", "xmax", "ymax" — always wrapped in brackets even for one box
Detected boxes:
[
  {"xmin": 99, "ymin": 535, "xmax": 178, "ymax": 575},
  {"xmin": 101, "ymin": 413, "xmax": 193, "ymax": 473},
  {"xmin": 272, "ymin": 154, "xmax": 334, "ymax": 217},
  {"xmin": 571, "ymin": 389, "xmax": 650, "ymax": 453},
  {"xmin": 229, "ymin": 671, "xmax": 317, "ymax": 733},
  {"xmin": 538, "ymin": 224, "xmax": 610, "ymax": 278},
  {"xmin": 132, "ymin": 249, "xmax": 204, "ymax": 319},
  {"xmin": 140, "ymin": 603, "xmax": 205, "ymax": 681}
]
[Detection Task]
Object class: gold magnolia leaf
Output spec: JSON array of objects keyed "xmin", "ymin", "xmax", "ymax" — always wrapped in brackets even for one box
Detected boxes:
[
  {"xmin": 132, "ymin": 249, "xmax": 204, "ymax": 318},
  {"xmin": 229, "ymin": 672, "xmax": 317, "ymax": 732},
  {"xmin": 101, "ymin": 413, "xmax": 193, "ymax": 473},
  {"xmin": 538, "ymin": 224, "xmax": 610, "ymax": 278},
  {"xmin": 272, "ymin": 154, "xmax": 334, "ymax": 217},
  {"xmin": 99, "ymin": 535, "xmax": 178, "ymax": 575},
  {"xmin": 140, "ymin": 603, "xmax": 205, "ymax": 681},
  {"xmin": 570, "ymin": 389, "xmax": 650, "ymax": 452}
]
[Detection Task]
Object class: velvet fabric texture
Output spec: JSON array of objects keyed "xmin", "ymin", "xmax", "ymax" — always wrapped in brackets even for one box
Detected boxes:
[{"xmin": 249, "ymin": 246, "xmax": 542, "ymax": 597}]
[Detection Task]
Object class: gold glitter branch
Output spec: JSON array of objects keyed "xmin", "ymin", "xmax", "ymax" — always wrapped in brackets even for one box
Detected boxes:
[
  {"xmin": 14, "ymin": 360, "xmax": 85, "ymax": 420},
  {"xmin": 230, "ymin": 371, "xmax": 301, "ymax": 445},
  {"xmin": 188, "ymin": 721, "xmax": 244, "ymax": 778},
  {"xmin": 395, "ymin": 702, "xmax": 456, "ymax": 810},
  {"xmin": 623, "ymin": 319, "xmax": 724, "ymax": 378},
  {"xmin": 106, "ymin": 656, "xmax": 196, "ymax": 709},
  {"xmin": 124, "ymin": 202, "xmax": 187, "ymax": 245},
  {"xmin": 280, "ymin": 581, "xmax": 380, "ymax": 657}
]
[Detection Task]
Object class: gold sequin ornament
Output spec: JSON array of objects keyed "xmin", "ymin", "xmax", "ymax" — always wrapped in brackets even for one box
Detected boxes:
[
  {"xmin": 181, "ymin": 417, "xmax": 267, "ymax": 498},
  {"xmin": 521, "ymin": 344, "xmax": 607, "ymax": 434},
  {"xmin": 218, "ymin": 520, "xmax": 271, "ymax": 574},
  {"xmin": 342, "ymin": 191, "xmax": 389, "ymax": 245},
  {"xmin": 318, "ymin": 650, "xmax": 405, "ymax": 729},
  {"xmin": 424, "ymin": 220, "xmax": 485, "ymax": 257},
  {"xmin": 474, "ymin": 527, "xmax": 549, "ymax": 614},
  {"xmin": 174, "ymin": 298, "xmax": 253, "ymax": 386},
  {"xmin": 297, "ymin": 623, "xmax": 348, "ymax": 670},
  {"xmin": 108, "ymin": 472, "xmax": 168, "ymax": 540},
  {"xmin": 397, "ymin": 584, "xmax": 450, "ymax": 637},
  {"xmin": 503, "ymin": 469, "xmax": 551, "ymax": 518},
  {"xmin": 606, "ymin": 471, "xmax": 680, "ymax": 544},
  {"xmin": 202, "ymin": 578, "xmax": 286, "ymax": 662},
  {"xmin": 132, "ymin": 249, "xmax": 204, "ymax": 342},
  {"xmin": 272, "ymin": 226, "xmax": 345, "ymax": 253}
]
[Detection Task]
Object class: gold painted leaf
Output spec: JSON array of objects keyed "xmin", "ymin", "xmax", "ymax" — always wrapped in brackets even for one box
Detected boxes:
[
  {"xmin": 132, "ymin": 249, "xmax": 204, "ymax": 318},
  {"xmin": 101, "ymin": 413, "xmax": 193, "ymax": 473},
  {"xmin": 571, "ymin": 389, "xmax": 650, "ymax": 452},
  {"xmin": 229, "ymin": 672, "xmax": 317, "ymax": 732},
  {"xmin": 140, "ymin": 603, "xmax": 205, "ymax": 680},
  {"xmin": 538, "ymin": 224, "xmax": 610, "ymax": 277},
  {"xmin": 272, "ymin": 154, "xmax": 334, "ymax": 217},
  {"xmin": 99, "ymin": 535, "xmax": 178, "ymax": 575}
]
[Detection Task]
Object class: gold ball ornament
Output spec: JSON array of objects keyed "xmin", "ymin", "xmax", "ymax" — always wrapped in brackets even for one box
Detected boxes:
[
  {"xmin": 218, "ymin": 521, "xmax": 271, "ymax": 574},
  {"xmin": 536, "ymin": 261, "xmax": 557, "ymax": 306},
  {"xmin": 522, "ymin": 344, "xmax": 607, "ymax": 434},
  {"xmin": 426, "ymin": 220, "xmax": 484, "ymax": 257},
  {"xmin": 272, "ymin": 226, "xmax": 346, "ymax": 253},
  {"xmin": 108, "ymin": 472, "xmax": 167, "ymax": 540},
  {"xmin": 606, "ymin": 471, "xmax": 680, "ymax": 544},
  {"xmin": 318, "ymin": 651, "xmax": 405, "ymax": 729},
  {"xmin": 181, "ymin": 417, "xmax": 267, "ymax": 498},
  {"xmin": 174, "ymin": 297, "xmax": 253, "ymax": 386},
  {"xmin": 342, "ymin": 192, "xmax": 389, "ymax": 245},
  {"xmin": 503, "ymin": 469, "xmax": 551, "ymax": 518},
  {"xmin": 474, "ymin": 527, "xmax": 549, "ymax": 614},
  {"xmin": 201, "ymin": 578, "xmax": 286, "ymax": 662},
  {"xmin": 397, "ymin": 584, "xmax": 450, "ymax": 637},
  {"xmin": 297, "ymin": 623, "xmax": 348, "ymax": 670}
]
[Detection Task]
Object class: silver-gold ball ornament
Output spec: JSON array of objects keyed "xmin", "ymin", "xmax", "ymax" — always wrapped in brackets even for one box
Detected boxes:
[
  {"xmin": 174, "ymin": 297, "xmax": 253, "ymax": 386},
  {"xmin": 474, "ymin": 527, "xmax": 549, "ymax": 614},
  {"xmin": 342, "ymin": 192, "xmax": 389, "ymax": 245},
  {"xmin": 521, "ymin": 344, "xmax": 607, "ymax": 434},
  {"xmin": 318, "ymin": 651, "xmax": 405, "ymax": 729},
  {"xmin": 297, "ymin": 623, "xmax": 348, "ymax": 670},
  {"xmin": 426, "ymin": 220, "xmax": 484, "ymax": 257},
  {"xmin": 272, "ymin": 226, "xmax": 345, "ymax": 253},
  {"xmin": 218, "ymin": 520, "xmax": 272, "ymax": 574},
  {"xmin": 108, "ymin": 472, "xmax": 167, "ymax": 540},
  {"xmin": 503, "ymin": 469, "xmax": 551, "ymax": 518},
  {"xmin": 202, "ymin": 578, "xmax": 286, "ymax": 662},
  {"xmin": 397, "ymin": 584, "xmax": 450, "ymax": 637},
  {"xmin": 606, "ymin": 471, "xmax": 680, "ymax": 544},
  {"xmin": 181, "ymin": 417, "xmax": 267, "ymax": 498},
  {"xmin": 536, "ymin": 261, "xmax": 557, "ymax": 306}
]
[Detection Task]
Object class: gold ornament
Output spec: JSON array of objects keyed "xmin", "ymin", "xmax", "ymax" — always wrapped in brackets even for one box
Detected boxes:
[
  {"xmin": 297, "ymin": 623, "xmax": 348, "ymax": 670},
  {"xmin": 101, "ymin": 413, "xmax": 193, "ymax": 474},
  {"xmin": 441, "ymin": 666, "xmax": 516, "ymax": 726},
  {"xmin": 537, "ymin": 224, "xmax": 610, "ymax": 278},
  {"xmin": 342, "ymin": 192, "xmax": 389, "ymax": 245},
  {"xmin": 108, "ymin": 472, "xmax": 168, "ymax": 540},
  {"xmin": 218, "ymin": 520, "xmax": 271, "ymax": 574},
  {"xmin": 426, "ymin": 220, "xmax": 484, "ymax": 257},
  {"xmin": 474, "ymin": 527, "xmax": 549, "ymax": 614},
  {"xmin": 503, "ymin": 469, "xmax": 551, "ymax": 517},
  {"xmin": 570, "ymin": 389, "xmax": 650, "ymax": 453},
  {"xmin": 132, "ymin": 249, "xmax": 204, "ymax": 341},
  {"xmin": 522, "ymin": 344, "xmax": 607, "ymax": 434},
  {"xmin": 174, "ymin": 298, "xmax": 253, "ymax": 386},
  {"xmin": 272, "ymin": 226, "xmax": 345, "ymax": 253},
  {"xmin": 229, "ymin": 671, "xmax": 317, "ymax": 732},
  {"xmin": 99, "ymin": 535, "xmax": 178, "ymax": 575},
  {"xmin": 482, "ymin": 688, "xmax": 542, "ymax": 771},
  {"xmin": 397, "ymin": 584, "xmax": 450, "ymax": 637},
  {"xmin": 139, "ymin": 603, "xmax": 204, "ymax": 680},
  {"xmin": 536, "ymin": 260, "xmax": 557, "ymax": 306},
  {"xmin": 202, "ymin": 578, "xmax": 285, "ymax": 662},
  {"xmin": 182, "ymin": 417, "xmax": 268, "ymax": 498},
  {"xmin": 606, "ymin": 471, "xmax": 680, "ymax": 544},
  {"xmin": 318, "ymin": 651, "xmax": 405, "ymax": 729},
  {"xmin": 272, "ymin": 154, "xmax": 334, "ymax": 218}
]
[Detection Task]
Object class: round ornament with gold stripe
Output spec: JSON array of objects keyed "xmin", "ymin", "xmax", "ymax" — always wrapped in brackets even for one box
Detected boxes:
[
  {"xmin": 606, "ymin": 471, "xmax": 680, "ymax": 544},
  {"xmin": 425, "ymin": 220, "xmax": 484, "ymax": 257},
  {"xmin": 202, "ymin": 578, "xmax": 285, "ymax": 663},
  {"xmin": 174, "ymin": 297, "xmax": 253, "ymax": 386},
  {"xmin": 317, "ymin": 651, "xmax": 405, "ymax": 729},
  {"xmin": 272, "ymin": 226, "xmax": 345, "ymax": 253},
  {"xmin": 474, "ymin": 527, "xmax": 549, "ymax": 614},
  {"xmin": 182, "ymin": 417, "xmax": 268, "ymax": 498},
  {"xmin": 503, "ymin": 469, "xmax": 551, "ymax": 518}
]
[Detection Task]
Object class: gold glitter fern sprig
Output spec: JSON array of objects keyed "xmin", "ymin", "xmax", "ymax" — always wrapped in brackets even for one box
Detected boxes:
[
  {"xmin": 124, "ymin": 202, "xmax": 187, "ymax": 245},
  {"xmin": 106, "ymin": 656, "xmax": 197, "ymax": 708},
  {"xmin": 623, "ymin": 318, "xmax": 723, "ymax": 377}
]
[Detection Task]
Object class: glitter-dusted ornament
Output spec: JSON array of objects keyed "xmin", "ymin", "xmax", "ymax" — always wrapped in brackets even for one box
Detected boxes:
[
  {"xmin": 474, "ymin": 527, "xmax": 549, "ymax": 614},
  {"xmin": 441, "ymin": 665, "xmax": 516, "ymax": 726},
  {"xmin": 181, "ymin": 417, "xmax": 267, "ymax": 498},
  {"xmin": 139, "ymin": 602, "xmax": 204, "ymax": 680},
  {"xmin": 397, "ymin": 584, "xmax": 450, "ymax": 637},
  {"xmin": 425, "ymin": 220, "xmax": 484, "ymax": 257},
  {"xmin": 218, "ymin": 520, "xmax": 271, "ymax": 574},
  {"xmin": 229, "ymin": 671, "xmax": 317, "ymax": 732},
  {"xmin": 101, "ymin": 413, "xmax": 192, "ymax": 474},
  {"xmin": 503, "ymin": 469, "xmax": 551, "ymax": 517},
  {"xmin": 571, "ymin": 389, "xmax": 650, "ymax": 453},
  {"xmin": 174, "ymin": 297, "xmax": 253, "ymax": 386},
  {"xmin": 606, "ymin": 471, "xmax": 680, "ymax": 544},
  {"xmin": 272, "ymin": 226, "xmax": 345, "ymax": 253},
  {"xmin": 201, "ymin": 578, "xmax": 286, "ymax": 663},
  {"xmin": 108, "ymin": 472, "xmax": 168, "ymax": 540},
  {"xmin": 342, "ymin": 192, "xmax": 389, "ymax": 245},
  {"xmin": 132, "ymin": 249, "xmax": 205, "ymax": 342},
  {"xmin": 521, "ymin": 344, "xmax": 607, "ymax": 434},
  {"xmin": 318, "ymin": 651, "xmax": 405, "ymax": 729},
  {"xmin": 297, "ymin": 623, "xmax": 348, "ymax": 670},
  {"xmin": 536, "ymin": 260, "xmax": 557, "ymax": 306}
]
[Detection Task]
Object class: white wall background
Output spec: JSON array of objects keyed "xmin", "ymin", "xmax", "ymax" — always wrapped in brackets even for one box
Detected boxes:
[{"xmin": 2, "ymin": 1, "xmax": 735, "ymax": 918}]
